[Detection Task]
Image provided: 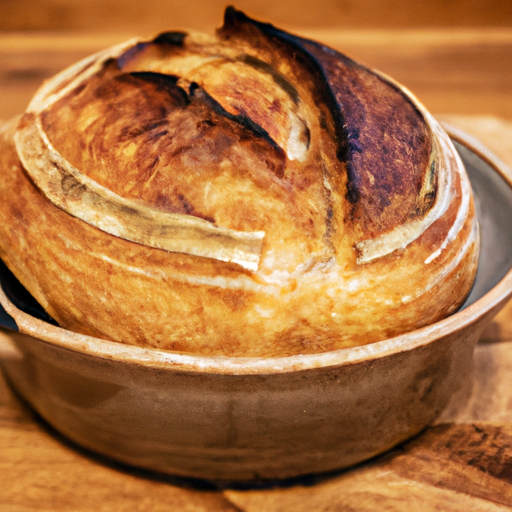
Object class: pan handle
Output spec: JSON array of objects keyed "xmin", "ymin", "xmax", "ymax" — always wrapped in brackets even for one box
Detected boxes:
[{"xmin": 0, "ymin": 303, "xmax": 18, "ymax": 331}]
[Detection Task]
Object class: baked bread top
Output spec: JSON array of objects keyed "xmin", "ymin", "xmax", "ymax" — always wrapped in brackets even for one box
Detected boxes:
[{"xmin": 0, "ymin": 8, "xmax": 479, "ymax": 356}]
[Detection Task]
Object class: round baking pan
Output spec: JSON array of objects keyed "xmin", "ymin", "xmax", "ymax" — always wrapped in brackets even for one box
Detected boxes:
[{"xmin": 0, "ymin": 126, "xmax": 511, "ymax": 481}]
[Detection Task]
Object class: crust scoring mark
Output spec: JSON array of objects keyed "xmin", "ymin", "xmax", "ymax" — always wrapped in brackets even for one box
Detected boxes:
[
  {"xmin": 14, "ymin": 42, "xmax": 266, "ymax": 272},
  {"xmin": 355, "ymin": 113, "xmax": 470, "ymax": 264}
]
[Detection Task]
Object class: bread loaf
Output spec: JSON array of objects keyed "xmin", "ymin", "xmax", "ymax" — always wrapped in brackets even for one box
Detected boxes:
[{"xmin": 0, "ymin": 8, "xmax": 479, "ymax": 357}]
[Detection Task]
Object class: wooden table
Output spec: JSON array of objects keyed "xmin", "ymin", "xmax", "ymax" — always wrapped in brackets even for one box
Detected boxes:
[{"xmin": 1, "ymin": 28, "xmax": 512, "ymax": 511}]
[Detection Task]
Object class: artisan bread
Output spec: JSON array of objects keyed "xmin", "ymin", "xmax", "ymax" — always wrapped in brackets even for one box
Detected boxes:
[{"xmin": 0, "ymin": 8, "xmax": 479, "ymax": 357}]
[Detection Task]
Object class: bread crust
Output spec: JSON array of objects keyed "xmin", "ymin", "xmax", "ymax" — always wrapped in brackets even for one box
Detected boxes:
[{"xmin": 0, "ymin": 8, "xmax": 479, "ymax": 356}]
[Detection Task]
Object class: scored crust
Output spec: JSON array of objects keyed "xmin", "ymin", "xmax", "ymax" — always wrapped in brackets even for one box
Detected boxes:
[{"xmin": 0, "ymin": 8, "xmax": 479, "ymax": 357}]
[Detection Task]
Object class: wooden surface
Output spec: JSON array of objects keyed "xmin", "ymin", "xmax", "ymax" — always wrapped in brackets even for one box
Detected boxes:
[
  {"xmin": 2, "ymin": 0, "xmax": 512, "ymax": 32},
  {"xmin": 1, "ymin": 27, "xmax": 512, "ymax": 510}
]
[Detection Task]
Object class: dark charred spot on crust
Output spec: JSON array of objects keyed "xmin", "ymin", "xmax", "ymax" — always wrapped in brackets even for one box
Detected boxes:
[
  {"xmin": 103, "ymin": 57, "xmax": 120, "ymax": 71},
  {"xmin": 336, "ymin": 142, "xmax": 348, "ymax": 162},
  {"xmin": 234, "ymin": 113, "xmax": 278, "ymax": 150},
  {"xmin": 176, "ymin": 192, "xmax": 215, "ymax": 222},
  {"xmin": 417, "ymin": 191, "xmax": 436, "ymax": 216},
  {"xmin": 147, "ymin": 154, "xmax": 160, "ymax": 172},
  {"xmin": 177, "ymin": 193, "xmax": 193, "ymax": 213},
  {"xmin": 248, "ymin": 141, "xmax": 286, "ymax": 180},
  {"xmin": 115, "ymin": 203, "xmax": 140, "ymax": 217},
  {"xmin": 188, "ymin": 83, "xmax": 286, "ymax": 159},
  {"xmin": 153, "ymin": 191, "xmax": 216, "ymax": 223},
  {"xmin": 198, "ymin": 118, "xmax": 216, "ymax": 129},
  {"xmin": 415, "ymin": 159, "xmax": 439, "ymax": 217},
  {"xmin": 128, "ymin": 72, "xmax": 190, "ymax": 105},
  {"xmin": 346, "ymin": 127, "xmax": 363, "ymax": 154},
  {"xmin": 303, "ymin": 124, "xmax": 312, "ymax": 151},
  {"xmin": 222, "ymin": 6, "xmax": 271, "ymax": 35},
  {"xmin": 344, "ymin": 162, "xmax": 360, "ymax": 204},
  {"xmin": 60, "ymin": 172, "xmax": 87, "ymax": 200},
  {"xmin": 323, "ymin": 204, "xmax": 335, "ymax": 246},
  {"xmin": 267, "ymin": 99, "xmax": 282, "ymax": 115},
  {"xmin": 71, "ymin": 82, "xmax": 87, "ymax": 98},
  {"xmin": 149, "ymin": 129, "xmax": 169, "ymax": 140},
  {"xmin": 152, "ymin": 31, "xmax": 187, "ymax": 46}
]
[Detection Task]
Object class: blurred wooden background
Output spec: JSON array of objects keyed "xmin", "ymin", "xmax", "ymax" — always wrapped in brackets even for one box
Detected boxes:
[
  {"xmin": 1, "ymin": 0, "xmax": 512, "ymax": 32},
  {"xmin": 1, "ymin": 0, "xmax": 512, "ymax": 124}
]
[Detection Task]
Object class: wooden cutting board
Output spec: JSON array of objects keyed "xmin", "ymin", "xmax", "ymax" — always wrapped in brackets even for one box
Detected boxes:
[{"xmin": 1, "ymin": 116, "xmax": 512, "ymax": 511}]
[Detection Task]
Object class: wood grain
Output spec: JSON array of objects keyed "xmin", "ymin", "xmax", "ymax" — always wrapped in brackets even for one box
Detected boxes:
[
  {"xmin": 2, "ymin": 340, "xmax": 512, "ymax": 510},
  {"xmin": 1, "ymin": 0, "xmax": 511, "ymax": 33},
  {"xmin": 1, "ymin": 29, "xmax": 512, "ymax": 510},
  {"xmin": 0, "ymin": 375, "xmax": 237, "ymax": 512},
  {"xmin": 223, "ymin": 422, "xmax": 512, "ymax": 512}
]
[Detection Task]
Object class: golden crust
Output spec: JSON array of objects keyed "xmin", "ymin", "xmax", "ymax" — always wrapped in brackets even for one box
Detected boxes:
[{"xmin": 0, "ymin": 8, "xmax": 479, "ymax": 357}]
